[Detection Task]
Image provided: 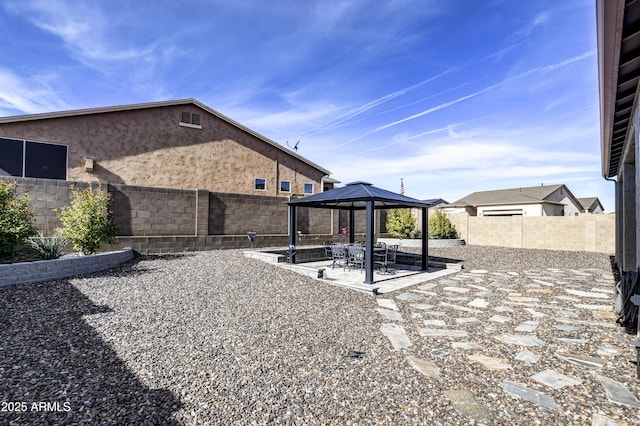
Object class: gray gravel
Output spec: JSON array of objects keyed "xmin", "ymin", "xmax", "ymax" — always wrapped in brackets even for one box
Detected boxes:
[
  {"xmin": 424, "ymin": 245, "xmax": 612, "ymax": 272},
  {"xmin": 0, "ymin": 246, "xmax": 632, "ymax": 425}
]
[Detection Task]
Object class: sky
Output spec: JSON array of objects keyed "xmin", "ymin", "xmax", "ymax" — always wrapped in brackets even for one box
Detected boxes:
[{"xmin": 0, "ymin": 0, "xmax": 611, "ymax": 210}]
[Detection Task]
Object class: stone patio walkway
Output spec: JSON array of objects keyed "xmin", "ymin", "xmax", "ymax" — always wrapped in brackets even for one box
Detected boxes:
[{"xmin": 374, "ymin": 267, "xmax": 639, "ymax": 424}]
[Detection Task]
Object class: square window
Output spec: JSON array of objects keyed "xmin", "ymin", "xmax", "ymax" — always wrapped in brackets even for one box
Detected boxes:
[
  {"xmin": 25, "ymin": 141, "xmax": 67, "ymax": 179},
  {"xmin": 280, "ymin": 180, "xmax": 291, "ymax": 192},
  {"xmin": 303, "ymin": 183, "xmax": 313, "ymax": 194},
  {"xmin": 255, "ymin": 178, "xmax": 266, "ymax": 191}
]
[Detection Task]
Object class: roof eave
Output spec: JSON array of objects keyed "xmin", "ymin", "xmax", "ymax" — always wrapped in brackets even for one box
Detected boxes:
[{"xmin": 0, "ymin": 98, "xmax": 332, "ymax": 176}]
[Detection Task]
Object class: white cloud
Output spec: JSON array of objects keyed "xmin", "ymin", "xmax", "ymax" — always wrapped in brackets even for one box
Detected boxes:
[{"xmin": 0, "ymin": 68, "xmax": 69, "ymax": 114}]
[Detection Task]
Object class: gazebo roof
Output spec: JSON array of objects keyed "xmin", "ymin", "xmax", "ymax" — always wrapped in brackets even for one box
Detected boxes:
[{"xmin": 287, "ymin": 182, "xmax": 431, "ymax": 210}]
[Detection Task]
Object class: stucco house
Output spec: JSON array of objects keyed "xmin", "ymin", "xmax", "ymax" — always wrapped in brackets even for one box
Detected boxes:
[
  {"xmin": 443, "ymin": 184, "xmax": 585, "ymax": 216},
  {"xmin": 0, "ymin": 98, "xmax": 333, "ymax": 197}
]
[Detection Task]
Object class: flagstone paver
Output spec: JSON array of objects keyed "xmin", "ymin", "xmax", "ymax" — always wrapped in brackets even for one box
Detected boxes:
[
  {"xmin": 597, "ymin": 376, "xmax": 640, "ymax": 407},
  {"xmin": 376, "ymin": 298, "xmax": 399, "ymax": 311},
  {"xmin": 468, "ymin": 298, "xmax": 490, "ymax": 308},
  {"xmin": 380, "ymin": 323, "xmax": 412, "ymax": 350},
  {"xmin": 502, "ymin": 380, "xmax": 559, "ymax": 411},
  {"xmin": 443, "ymin": 390, "xmax": 493, "ymax": 423},
  {"xmin": 406, "ymin": 356, "xmax": 440, "ymax": 378},
  {"xmin": 556, "ymin": 352, "xmax": 606, "ymax": 368},
  {"xmin": 515, "ymin": 320, "xmax": 539, "ymax": 332},
  {"xmin": 532, "ymin": 369, "xmax": 582, "ymax": 389},
  {"xmin": 467, "ymin": 354, "xmax": 512, "ymax": 370},
  {"xmin": 375, "ymin": 308, "xmax": 404, "ymax": 322},
  {"xmin": 515, "ymin": 350, "xmax": 539, "ymax": 363}
]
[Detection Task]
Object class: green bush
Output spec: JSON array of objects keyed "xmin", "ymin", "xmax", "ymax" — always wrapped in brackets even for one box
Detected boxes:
[
  {"xmin": 428, "ymin": 211, "xmax": 457, "ymax": 239},
  {"xmin": 0, "ymin": 180, "xmax": 36, "ymax": 257},
  {"xmin": 57, "ymin": 182, "xmax": 116, "ymax": 254},
  {"xmin": 27, "ymin": 231, "xmax": 68, "ymax": 260},
  {"xmin": 386, "ymin": 208, "xmax": 416, "ymax": 238}
]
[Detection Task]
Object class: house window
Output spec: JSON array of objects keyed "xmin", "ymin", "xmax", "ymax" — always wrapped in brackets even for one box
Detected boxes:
[
  {"xmin": 280, "ymin": 180, "xmax": 291, "ymax": 192},
  {"xmin": 254, "ymin": 178, "xmax": 266, "ymax": 191},
  {"xmin": 303, "ymin": 183, "xmax": 314, "ymax": 194},
  {"xmin": 179, "ymin": 112, "xmax": 202, "ymax": 129},
  {"xmin": 0, "ymin": 138, "xmax": 67, "ymax": 180}
]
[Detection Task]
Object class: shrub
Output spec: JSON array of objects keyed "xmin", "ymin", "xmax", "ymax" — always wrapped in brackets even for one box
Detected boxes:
[
  {"xmin": 386, "ymin": 208, "xmax": 416, "ymax": 238},
  {"xmin": 57, "ymin": 182, "xmax": 116, "ymax": 254},
  {"xmin": 0, "ymin": 180, "xmax": 36, "ymax": 257},
  {"xmin": 27, "ymin": 231, "xmax": 68, "ymax": 260},
  {"xmin": 428, "ymin": 211, "xmax": 457, "ymax": 239}
]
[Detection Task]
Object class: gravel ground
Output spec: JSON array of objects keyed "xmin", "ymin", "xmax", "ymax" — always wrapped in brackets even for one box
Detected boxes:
[
  {"xmin": 0, "ymin": 246, "xmax": 634, "ymax": 425},
  {"xmin": 424, "ymin": 245, "xmax": 613, "ymax": 273}
]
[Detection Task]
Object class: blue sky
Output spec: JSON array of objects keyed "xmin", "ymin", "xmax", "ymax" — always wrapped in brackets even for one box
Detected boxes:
[{"xmin": 0, "ymin": 1, "xmax": 609, "ymax": 210}]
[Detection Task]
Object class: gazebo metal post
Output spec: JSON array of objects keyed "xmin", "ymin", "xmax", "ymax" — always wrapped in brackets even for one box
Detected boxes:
[
  {"xmin": 421, "ymin": 206, "xmax": 428, "ymax": 271},
  {"xmin": 288, "ymin": 205, "xmax": 296, "ymax": 264},
  {"xmin": 364, "ymin": 200, "xmax": 375, "ymax": 284},
  {"xmin": 349, "ymin": 210, "xmax": 355, "ymax": 244}
]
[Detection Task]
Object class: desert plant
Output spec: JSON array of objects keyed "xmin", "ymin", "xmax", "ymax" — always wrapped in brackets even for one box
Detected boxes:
[
  {"xmin": 386, "ymin": 208, "xmax": 416, "ymax": 238},
  {"xmin": 0, "ymin": 180, "xmax": 36, "ymax": 257},
  {"xmin": 428, "ymin": 210, "xmax": 457, "ymax": 239},
  {"xmin": 57, "ymin": 182, "xmax": 116, "ymax": 254},
  {"xmin": 27, "ymin": 231, "xmax": 68, "ymax": 260}
]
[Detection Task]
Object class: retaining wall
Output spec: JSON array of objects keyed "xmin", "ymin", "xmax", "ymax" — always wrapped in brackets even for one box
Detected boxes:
[{"xmin": 0, "ymin": 249, "xmax": 134, "ymax": 286}]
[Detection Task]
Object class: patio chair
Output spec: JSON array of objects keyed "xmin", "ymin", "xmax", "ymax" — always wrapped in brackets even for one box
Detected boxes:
[
  {"xmin": 374, "ymin": 246, "xmax": 389, "ymax": 272},
  {"xmin": 330, "ymin": 244, "xmax": 347, "ymax": 269},
  {"xmin": 323, "ymin": 241, "xmax": 333, "ymax": 259},
  {"xmin": 374, "ymin": 241, "xmax": 386, "ymax": 249},
  {"xmin": 346, "ymin": 244, "xmax": 365, "ymax": 272},
  {"xmin": 375, "ymin": 244, "xmax": 398, "ymax": 273},
  {"xmin": 387, "ymin": 244, "xmax": 398, "ymax": 264},
  {"xmin": 247, "ymin": 231, "xmax": 257, "ymax": 248}
]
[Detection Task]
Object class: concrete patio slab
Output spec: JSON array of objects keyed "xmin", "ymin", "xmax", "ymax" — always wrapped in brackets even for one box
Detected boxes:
[{"xmin": 270, "ymin": 258, "xmax": 460, "ymax": 294}]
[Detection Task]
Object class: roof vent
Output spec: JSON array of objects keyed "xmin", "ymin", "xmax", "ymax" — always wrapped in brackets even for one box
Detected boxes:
[
  {"xmin": 346, "ymin": 181, "xmax": 372, "ymax": 186},
  {"xmin": 179, "ymin": 111, "xmax": 202, "ymax": 129}
]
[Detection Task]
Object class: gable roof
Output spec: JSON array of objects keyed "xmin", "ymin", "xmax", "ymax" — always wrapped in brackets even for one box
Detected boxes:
[
  {"xmin": 288, "ymin": 181, "xmax": 432, "ymax": 210},
  {"xmin": 448, "ymin": 184, "xmax": 573, "ymax": 207},
  {"xmin": 0, "ymin": 98, "xmax": 331, "ymax": 176},
  {"xmin": 578, "ymin": 197, "xmax": 604, "ymax": 212}
]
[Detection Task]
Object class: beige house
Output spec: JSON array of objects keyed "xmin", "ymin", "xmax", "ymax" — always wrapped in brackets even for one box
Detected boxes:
[
  {"xmin": 443, "ymin": 184, "xmax": 587, "ymax": 216},
  {"xmin": 0, "ymin": 99, "xmax": 333, "ymax": 197}
]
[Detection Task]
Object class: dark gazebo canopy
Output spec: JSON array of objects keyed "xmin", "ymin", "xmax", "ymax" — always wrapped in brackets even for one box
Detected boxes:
[
  {"xmin": 287, "ymin": 182, "xmax": 432, "ymax": 284},
  {"xmin": 288, "ymin": 181, "xmax": 433, "ymax": 210}
]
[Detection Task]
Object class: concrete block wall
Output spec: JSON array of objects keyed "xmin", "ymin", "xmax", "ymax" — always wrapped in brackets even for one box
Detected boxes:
[
  {"xmin": 7, "ymin": 177, "xmax": 89, "ymax": 233},
  {"xmin": 109, "ymin": 184, "xmax": 196, "ymax": 236},
  {"xmin": 446, "ymin": 212, "xmax": 615, "ymax": 253},
  {"xmin": 209, "ymin": 192, "xmax": 289, "ymax": 235}
]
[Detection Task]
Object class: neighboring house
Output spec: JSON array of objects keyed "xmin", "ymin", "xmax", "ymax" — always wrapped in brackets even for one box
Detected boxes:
[
  {"xmin": 597, "ymin": 0, "xmax": 640, "ymax": 330},
  {"xmin": 0, "ymin": 99, "xmax": 333, "ymax": 197},
  {"xmin": 443, "ymin": 184, "xmax": 584, "ymax": 216},
  {"xmin": 578, "ymin": 197, "xmax": 605, "ymax": 214},
  {"xmin": 423, "ymin": 198, "xmax": 448, "ymax": 208}
]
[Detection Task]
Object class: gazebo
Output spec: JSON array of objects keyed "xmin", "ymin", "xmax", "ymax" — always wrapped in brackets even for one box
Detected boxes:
[{"xmin": 287, "ymin": 182, "xmax": 432, "ymax": 284}]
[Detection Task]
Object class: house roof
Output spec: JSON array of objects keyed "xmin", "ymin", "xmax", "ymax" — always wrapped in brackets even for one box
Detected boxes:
[
  {"xmin": 287, "ymin": 181, "xmax": 432, "ymax": 210},
  {"xmin": 578, "ymin": 197, "xmax": 604, "ymax": 212},
  {"xmin": 597, "ymin": 0, "xmax": 640, "ymax": 178},
  {"xmin": 422, "ymin": 198, "xmax": 448, "ymax": 206},
  {"xmin": 448, "ymin": 184, "xmax": 573, "ymax": 207},
  {"xmin": 0, "ymin": 98, "xmax": 331, "ymax": 176}
]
